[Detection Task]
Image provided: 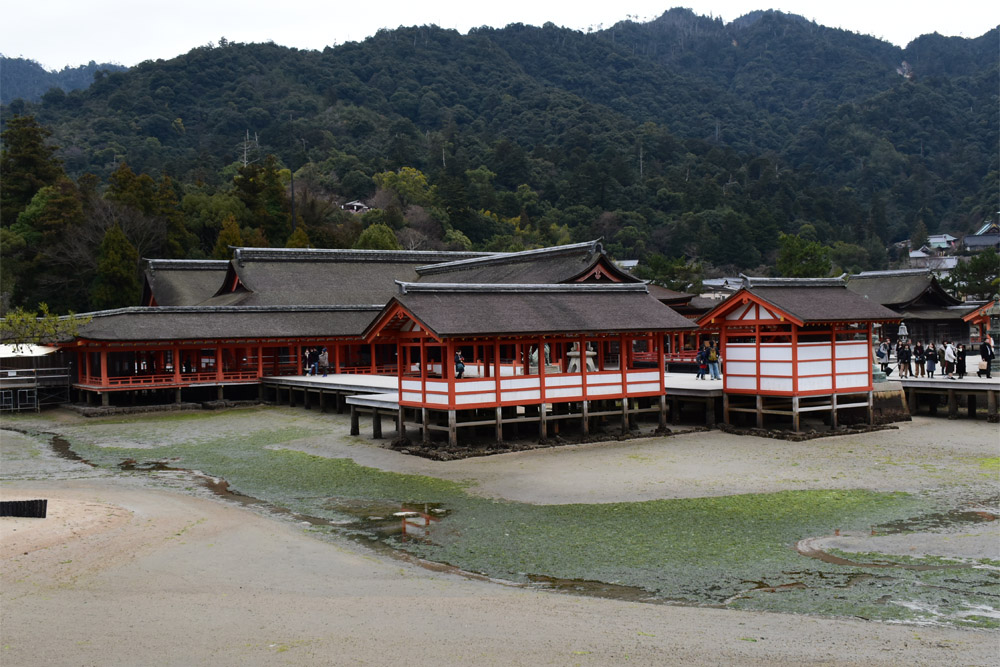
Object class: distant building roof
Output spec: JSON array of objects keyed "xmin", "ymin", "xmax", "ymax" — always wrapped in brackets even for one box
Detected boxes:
[
  {"xmin": 415, "ymin": 240, "xmax": 638, "ymax": 285},
  {"xmin": 201, "ymin": 247, "xmax": 494, "ymax": 308},
  {"xmin": 846, "ymin": 270, "xmax": 962, "ymax": 309},
  {"xmin": 141, "ymin": 259, "xmax": 230, "ymax": 306}
]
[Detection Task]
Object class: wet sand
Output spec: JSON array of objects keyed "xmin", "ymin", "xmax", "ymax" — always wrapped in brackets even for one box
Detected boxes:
[{"xmin": 1, "ymin": 414, "xmax": 998, "ymax": 665}]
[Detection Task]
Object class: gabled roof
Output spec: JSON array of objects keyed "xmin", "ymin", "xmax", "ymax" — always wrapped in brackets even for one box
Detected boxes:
[
  {"xmin": 202, "ymin": 247, "xmax": 494, "ymax": 307},
  {"xmin": 72, "ymin": 305, "xmax": 381, "ymax": 342},
  {"xmin": 697, "ymin": 278, "xmax": 899, "ymax": 327},
  {"xmin": 364, "ymin": 282, "xmax": 696, "ymax": 341},
  {"xmin": 846, "ymin": 269, "xmax": 962, "ymax": 308},
  {"xmin": 414, "ymin": 240, "xmax": 639, "ymax": 285},
  {"xmin": 141, "ymin": 259, "xmax": 230, "ymax": 306}
]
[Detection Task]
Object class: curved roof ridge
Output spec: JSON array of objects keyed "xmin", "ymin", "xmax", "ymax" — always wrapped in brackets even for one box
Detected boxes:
[
  {"xmin": 414, "ymin": 240, "xmax": 601, "ymax": 275},
  {"xmin": 395, "ymin": 281, "xmax": 646, "ymax": 295},
  {"xmin": 850, "ymin": 268, "xmax": 930, "ymax": 278},
  {"xmin": 144, "ymin": 259, "xmax": 230, "ymax": 272},
  {"xmin": 231, "ymin": 247, "xmax": 493, "ymax": 266}
]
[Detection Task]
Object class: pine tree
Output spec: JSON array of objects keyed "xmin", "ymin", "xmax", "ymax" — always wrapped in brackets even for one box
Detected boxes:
[{"xmin": 211, "ymin": 216, "xmax": 243, "ymax": 259}]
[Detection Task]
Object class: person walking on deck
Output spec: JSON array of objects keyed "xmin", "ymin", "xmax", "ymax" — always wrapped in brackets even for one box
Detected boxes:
[
  {"xmin": 979, "ymin": 338, "xmax": 995, "ymax": 379},
  {"xmin": 914, "ymin": 342, "xmax": 926, "ymax": 378}
]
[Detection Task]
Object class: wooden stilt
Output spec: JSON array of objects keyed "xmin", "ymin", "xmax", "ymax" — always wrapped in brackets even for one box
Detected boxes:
[
  {"xmin": 539, "ymin": 403, "xmax": 548, "ymax": 440},
  {"xmin": 658, "ymin": 395, "xmax": 667, "ymax": 429},
  {"xmin": 448, "ymin": 410, "xmax": 457, "ymax": 447},
  {"xmin": 831, "ymin": 393, "xmax": 838, "ymax": 429},
  {"xmin": 422, "ymin": 408, "xmax": 430, "ymax": 444},
  {"xmin": 792, "ymin": 395, "xmax": 800, "ymax": 432},
  {"xmin": 350, "ymin": 406, "xmax": 359, "ymax": 435},
  {"xmin": 723, "ymin": 393, "xmax": 730, "ymax": 426},
  {"xmin": 947, "ymin": 389, "xmax": 958, "ymax": 419},
  {"xmin": 967, "ymin": 394, "xmax": 976, "ymax": 419},
  {"xmin": 756, "ymin": 395, "xmax": 763, "ymax": 428},
  {"xmin": 495, "ymin": 406, "xmax": 503, "ymax": 444},
  {"xmin": 397, "ymin": 406, "xmax": 405, "ymax": 437},
  {"xmin": 705, "ymin": 396, "xmax": 716, "ymax": 427},
  {"xmin": 372, "ymin": 409, "xmax": 382, "ymax": 439},
  {"xmin": 582, "ymin": 400, "xmax": 590, "ymax": 436},
  {"xmin": 987, "ymin": 391, "xmax": 998, "ymax": 421}
]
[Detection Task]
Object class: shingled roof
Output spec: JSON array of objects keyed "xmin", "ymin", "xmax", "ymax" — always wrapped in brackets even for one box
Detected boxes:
[
  {"xmin": 141, "ymin": 259, "xmax": 230, "ymax": 306},
  {"xmin": 846, "ymin": 269, "xmax": 962, "ymax": 308},
  {"xmin": 201, "ymin": 247, "xmax": 494, "ymax": 307},
  {"xmin": 365, "ymin": 283, "xmax": 696, "ymax": 340},
  {"xmin": 698, "ymin": 277, "xmax": 900, "ymax": 326},
  {"xmin": 74, "ymin": 306, "xmax": 381, "ymax": 342},
  {"xmin": 414, "ymin": 240, "xmax": 639, "ymax": 285}
]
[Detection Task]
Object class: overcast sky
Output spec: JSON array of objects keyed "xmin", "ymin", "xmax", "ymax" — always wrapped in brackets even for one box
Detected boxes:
[{"xmin": 3, "ymin": 0, "xmax": 997, "ymax": 71}]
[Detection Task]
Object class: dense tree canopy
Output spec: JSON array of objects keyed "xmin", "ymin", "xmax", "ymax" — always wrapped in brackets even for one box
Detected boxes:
[{"xmin": 0, "ymin": 11, "xmax": 996, "ymax": 312}]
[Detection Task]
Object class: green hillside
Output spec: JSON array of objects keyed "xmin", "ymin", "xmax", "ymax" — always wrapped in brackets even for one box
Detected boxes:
[{"xmin": 1, "ymin": 10, "xmax": 996, "ymax": 312}]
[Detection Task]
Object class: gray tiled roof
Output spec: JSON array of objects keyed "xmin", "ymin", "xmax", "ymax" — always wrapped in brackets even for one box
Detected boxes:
[
  {"xmin": 748, "ymin": 286, "xmax": 901, "ymax": 323},
  {"xmin": 846, "ymin": 270, "xmax": 961, "ymax": 308},
  {"xmin": 74, "ymin": 306, "xmax": 381, "ymax": 342},
  {"xmin": 415, "ymin": 240, "xmax": 638, "ymax": 285},
  {"xmin": 142, "ymin": 260, "xmax": 230, "ymax": 306},
  {"xmin": 203, "ymin": 247, "xmax": 493, "ymax": 307},
  {"xmin": 371, "ymin": 283, "xmax": 696, "ymax": 338}
]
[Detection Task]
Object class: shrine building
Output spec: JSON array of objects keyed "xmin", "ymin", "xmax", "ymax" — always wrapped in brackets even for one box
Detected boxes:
[{"xmin": 697, "ymin": 276, "xmax": 899, "ymax": 430}]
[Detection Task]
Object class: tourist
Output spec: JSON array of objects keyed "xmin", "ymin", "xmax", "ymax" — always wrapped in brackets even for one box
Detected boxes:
[
  {"xmin": 307, "ymin": 347, "xmax": 320, "ymax": 376},
  {"xmin": 876, "ymin": 338, "xmax": 890, "ymax": 373},
  {"xmin": 944, "ymin": 341, "xmax": 956, "ymax": 379},
  {"xmin": 914, "ymin": 341, "xmax": 926, "ymax": 378},
  {"xmin": 897, "ymin": 342, "xmax": 911, "ymax": 378},
  {"xmin": 979, "ymin": 338, "xmax": 995, "ymax": 379},
  {"xmin": 956, "ymin": 344, "xmax": 967, "ymax": 379},
  {"xmin": 926, "ymin": 343, "xmax": 937, "ymax": 378},
  {"xmin": 455, "ymin": 350, "xmax": 465, "ymax": 379},
  {"xmin": 319, "ymin": 348, "xmax": 329, "ymax": 377},
  {"xmin": 707, "ymin": 341, "xmax": 722, "ymax": 380},
  {"xmin": 695, "ymin": 343, "xmax": 708, "ymax": 380}
]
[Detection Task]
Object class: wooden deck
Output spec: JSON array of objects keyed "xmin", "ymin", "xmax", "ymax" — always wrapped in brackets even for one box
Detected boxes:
[{"xmin": 899, "ymin": 375, "xmax": 999, "ymax": 420}]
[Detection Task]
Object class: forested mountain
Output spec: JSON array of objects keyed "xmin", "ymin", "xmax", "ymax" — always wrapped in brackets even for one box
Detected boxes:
[
  {"xmin": 1, "ymin": 9, "xmax": 997, "ymax": 313},
  {"xmin": 0, "ymin": 57, "xmax": 128, "ymax": 105}
]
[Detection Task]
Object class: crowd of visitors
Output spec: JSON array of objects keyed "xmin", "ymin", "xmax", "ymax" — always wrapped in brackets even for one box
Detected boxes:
[{"xmin": 875, "ymin": 337, "xmax": 994, "ymax": 380}]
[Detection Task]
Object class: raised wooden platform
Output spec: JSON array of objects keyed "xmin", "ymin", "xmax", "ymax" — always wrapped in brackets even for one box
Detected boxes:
[{"xmin": 899, "ymin": 375, "xmax": 1000, "ymax": 421}]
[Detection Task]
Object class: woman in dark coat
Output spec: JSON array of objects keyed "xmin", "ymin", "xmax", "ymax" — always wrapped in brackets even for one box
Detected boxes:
[{"xmin": 956, "ymin": 344, "xmax": 967, "ymax": 379}]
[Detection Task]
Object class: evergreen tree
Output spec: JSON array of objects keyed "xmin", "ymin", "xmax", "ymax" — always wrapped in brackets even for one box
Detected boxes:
[
  {"xmin": 0, "ymin": 115, "xmax": 64, "ymax": 226},
  {"xmin": 776, "ymin": 233, "xmax": 832, "ymax": 277},
  {"xmin": 211, "ymin": 215, "xmax": 243, "ymax": 259},
  {"xmin": 354, "ymin": 223, "xmax": 401, "ymax": 250},
  {"xmin": 285, "ymin": 226, "xmax": 311, "ymax": 248},
  {"xmin": 91, "ymin": 223, "xmax": 141, "ymax": 309}
]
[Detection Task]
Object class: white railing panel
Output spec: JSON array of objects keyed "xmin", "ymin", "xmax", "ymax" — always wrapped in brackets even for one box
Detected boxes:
[
  {"xmin": 760, "ymin": 361, "xmax": 793, "ymax": 376},
  {"xmin": 837, "ymin": 373, "xmax": 869, "ymax": 388},
  {"xmin": 836, "ymin": 341, "xmax": 869, "ymax": 359},
  {"xmin": 501, "ymin": 377, "xmax": 541, "ymax": 391},
  {"xmin": 626, "ymin": 370, "xmax": 660, "ymax": 383},
  {"xmin": 836, "ymin": 359, "xmax": 868, "ymax": 374},
  {"xmin": 760, "ymin": 377, "xmax": 793, "ymax": 392},
  {"xmin": 457, "ymin": 380, "xmax": 495, "ymax": 392},
  {"xmin": 402, "ymin": 379, "xmax": 422, "ymax": 391},
  {"xmin": 627, "ymin": 382, "xmax": 661, "ymax": 394},
  {"xmin": 426, "ymin": 394, "xmax": 449, "ymax": 405},
  {"xmin": 547, "ymin": 387, "xmax": 583, "ymax": 399},
  {"xmin": 726, "ymin": 361, "xmax": 757, "ymax": 376},
  {"xmin": 799, "ymin": 376, "xmax": 833, "ymax": 391},
  {"xmin": 798, "ymin": 360, "xmax": 832, "ymax": 376},
  {"xmin": 760, "ymin": 344, "xmax": 792, "ymax": 361},
  {"xmin": 401, "ymin": 391, "xmax": 423, "ymax": 403},
  {"xmin": 502, "ymin": 389, "xmax": 541, "ymax": 402},
  {"xmin": 797, "ymin": 343, "xmax": 832, "ymax": 360},
  {"xmin": 544, "ymin": 375, "xmax": 581, "ymax": 387},
  {"xmin": 727, "ymin": 376, "xmax": 757, "ymax": 390},
  {"xmin": 425, "ymin": 380, "xmax": 449, "ymax": 393},
  {"xmin": 586, "ymin": 372, "xmax": 622, "ymax": 386},
  {"xmin": 456, "ymin": 392, "xmax": 497, "ymax": 405},
  {"xmin": 587, "ymin": 385, "xmax": 621, "ymax": 396},
  {"xmin": 725, "ymin": 345, "xmax": 757, "ymax": 361}
]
